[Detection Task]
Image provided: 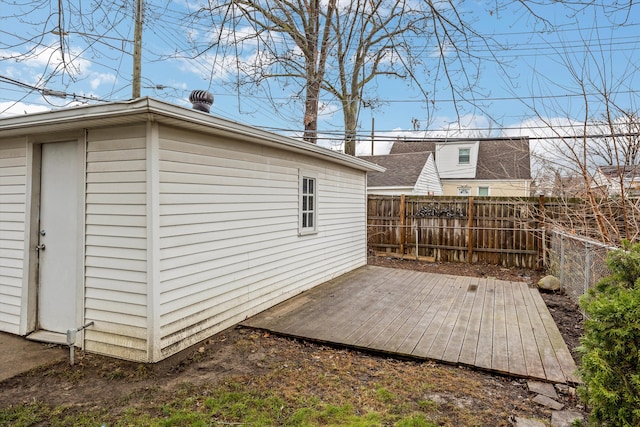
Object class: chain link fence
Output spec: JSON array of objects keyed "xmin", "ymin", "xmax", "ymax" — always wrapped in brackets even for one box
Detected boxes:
[{"xmin": 548, "ymin": 229, "xmax": 617, "ymax": 305}]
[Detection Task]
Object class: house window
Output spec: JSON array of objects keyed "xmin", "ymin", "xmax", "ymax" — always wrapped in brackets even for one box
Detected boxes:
[
  {"xmin": 478, "ymin": 186, "xmax": 489, "ymax": 196},
  {"xmin": 300, "ymin": 172, "xmax": 317, "ymax": 234},
  {"xmin": 458, "ymin": 148, "xmax": 470, "ymax": 164}
]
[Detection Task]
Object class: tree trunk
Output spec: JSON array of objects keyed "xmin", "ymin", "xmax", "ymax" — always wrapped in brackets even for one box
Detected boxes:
[
  {"xmin": 343, "ymin": 100, "xmax": 358, "ymax": 155},
  {"xmin": 303, "ymin": 77, "xmax": 320, "ymax": 143}
]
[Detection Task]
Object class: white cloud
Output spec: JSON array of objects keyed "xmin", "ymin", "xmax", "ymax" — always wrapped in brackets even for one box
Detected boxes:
[
  {"xmin": 0, "ymin": 101, "xmax": 50, "ymax": 117},
  {"xmin": 502, "ymin": 116, "xmax": 583, "ymax": 161},
  {"xmin": 1, "ymin": 43, "xmax": 92, "ymax": 86},
  {"xmin": 90, "ymin": 73, "xmax": 116, "ymax": 90}
]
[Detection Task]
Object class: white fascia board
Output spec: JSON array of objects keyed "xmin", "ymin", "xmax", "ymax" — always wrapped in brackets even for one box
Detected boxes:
[{"xmin": 0, "ymin": 97, "xmax": 385, "ymax": 173}]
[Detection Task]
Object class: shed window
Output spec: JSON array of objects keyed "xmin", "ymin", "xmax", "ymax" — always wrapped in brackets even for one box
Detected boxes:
[
  {"xmin": 478, "ymin": 186, "xmax": 489, "ymax": 196},
  {"xmin": 458, "ymin": 148, "xmax": 470, "ymax": 164},
  {"xmin": 300, "ymin": 172, "xmax": 317, "ymax": 234}
]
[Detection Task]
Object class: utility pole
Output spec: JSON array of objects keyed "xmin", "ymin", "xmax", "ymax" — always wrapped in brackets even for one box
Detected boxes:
[
  {"xmin": 371, "ymin": 117, "xmax": 375, "ymax": 155},
  {"xmin": 132, "ymin": 0, "xmax": 143, "ymax": 98}
]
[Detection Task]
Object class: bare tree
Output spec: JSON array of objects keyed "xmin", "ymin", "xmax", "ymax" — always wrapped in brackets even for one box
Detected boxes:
[
  {"xmin": 0, "ymin": 1, "xmax": 134, "ymax": 92},
  {"xmin": 526, "ymin": 17, "xmax": 640, "ymax": 245},
  {"xmin": 588, "ymin": 111, "xmax": 640, "ymax": 166},
  {"xmin": 193, "ymin": 0, "xmax": 512, "ymax": 154},
  {"xmin": 200, "ymin": 0, "xmax": 337, "ymax": 143}
]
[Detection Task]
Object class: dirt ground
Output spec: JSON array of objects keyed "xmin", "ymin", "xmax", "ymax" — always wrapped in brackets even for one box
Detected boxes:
[{"xmin": 0, "ymin": 258, "xmax": 586, "ymax": 425}]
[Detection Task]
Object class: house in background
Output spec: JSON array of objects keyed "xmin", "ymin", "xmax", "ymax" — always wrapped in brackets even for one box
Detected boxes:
[
  {"xmin": 591, "ymin": 165, "xmax": 640, "ymax": 197},
  {"xmin": 388, "ymin": 137, "xmax": 532, "ymax": 197},
  {"xmin": 0, "ymin": 97, "xmax": 382, "ymax": 362},
  {"xmin": 532, "ymin": 171, "xmax": 587, "ymax": 198},
  {"xmin": 357, "ymin": 151, "xmax": 443, "ymax": 196}
]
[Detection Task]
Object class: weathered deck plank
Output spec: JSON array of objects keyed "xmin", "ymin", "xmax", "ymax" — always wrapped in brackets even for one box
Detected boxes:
[
  {"xmin": 457, "ymin": 276, "xmax": 487, "ymax": 367},
  {"xmin": 349, "ymin": 270, "xmax": 427, "ymax": 348},
  {"xmin": 242, "ymin": 265, "xmax": 579, "ymax": 384},
  {"xmin": 394, "ymin": 275, "xmax": 452, "ymax": 355},
  {"xmin": 373, "ymin": 273, "xmax": 447, "ymax": 351},
  {"xmin": 421, "ymin": 275, "xmax": 470, "ymax": 361},
  {"xmin": 474, "ymin": 278, "xmax": 495, "ymax": 370},
  {"xmin": 528, "ymin": 286, "xmax": 581, "ymax": 384},
  {"xmin": 492, "ymin": 278, "xmax": 510, "ymax": 374},
  {"xmin": 513, "ymin": 282, "xmax": 547, "ymax": 380},
  {"xmin": 503, "ymin": 281, "xmax": 527, "ymax": 377},
  {"xmin": 441, "ymin": 276, "xmax": 476, "ymax": 364}
]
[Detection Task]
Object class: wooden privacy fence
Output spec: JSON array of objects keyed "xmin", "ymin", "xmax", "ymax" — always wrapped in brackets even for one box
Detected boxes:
[{"xmin": 368, "ymin": 195, "xmax": 548, "ymax": 269}]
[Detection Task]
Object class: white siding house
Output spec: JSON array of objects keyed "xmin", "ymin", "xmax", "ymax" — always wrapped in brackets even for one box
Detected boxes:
[
  {"xmin": 0, "ymin": 97, "xmax": 382, "ymax": 362},
  {"xmin": 591, "ymin": 165, "xmax": 640, "ymax": 197},
  {"xmin": 390, "ymin": 138, "xmax": 532, "ymax": 197}
]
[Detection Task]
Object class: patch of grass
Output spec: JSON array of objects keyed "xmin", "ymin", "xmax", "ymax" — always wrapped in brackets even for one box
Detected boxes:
[
  {"xmin": 0, "ymin": 403, "xmax": 47, "ymax": 427},
  {"xmin": 0, "ymin": 402, "xmax": 111, "ymax": 427},
  {"xmin": 396, "ymin": 413, "xmax": 438, "ymax": 427},
  {"xmin": 375, "ymin": 385, "xmax": 396, "ymax": 404},
  {"xmin": 417, "ymin": 399, "xmax": 438, "ymax": 412},
  {"xmin": 290, "ymin": 403, "xmax": 381, "ymax": 426}
]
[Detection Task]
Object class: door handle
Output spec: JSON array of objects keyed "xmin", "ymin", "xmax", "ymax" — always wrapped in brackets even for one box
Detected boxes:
[{"xmin": 36, "ymin": 244, "xmax": 45, "ymax": 252}]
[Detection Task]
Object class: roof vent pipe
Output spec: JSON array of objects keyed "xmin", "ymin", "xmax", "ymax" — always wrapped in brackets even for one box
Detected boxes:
[{"xmin": 189, "ymin": 90, "xmax": 214, "ymax": 113}]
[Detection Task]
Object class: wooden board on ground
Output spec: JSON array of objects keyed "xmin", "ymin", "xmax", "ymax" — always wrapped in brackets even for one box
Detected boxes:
[{"xmin": 242, "ymin": 265, "xmax": 579, "ymax": 384}]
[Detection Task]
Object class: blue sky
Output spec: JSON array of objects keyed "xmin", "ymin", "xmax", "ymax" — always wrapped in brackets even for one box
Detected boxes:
[{"xmin": 1, "ymin": 1, "xmax": 638, "ymax": 156}]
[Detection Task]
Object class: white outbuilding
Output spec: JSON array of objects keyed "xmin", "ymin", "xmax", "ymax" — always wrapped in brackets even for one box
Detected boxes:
[{"xmin": 0, "ymin": 97, "xmax": 382, "ymax": 362}]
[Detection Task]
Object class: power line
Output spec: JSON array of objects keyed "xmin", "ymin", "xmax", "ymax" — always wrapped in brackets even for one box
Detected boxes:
[{"xmin": 0, "ymin": 75, "xmax": 107, "ymax": 103}]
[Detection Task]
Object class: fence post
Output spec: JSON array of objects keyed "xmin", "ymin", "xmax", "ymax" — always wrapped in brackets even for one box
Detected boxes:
[
  {"xmin": 560, "ymin": 234, "xmax": 565, "ymax": 291},
  {"xmin": 542, "ymin": 227, "xmax": 546, "ymax": 267},
  {"xmin": 585, "ymin": 242, "xmax": 591, "ymax": 295},
  {"xmin": 537, "ymin": 195, "xmax": 546, "ymax": 269},
  {"xmin": 399, "ymin": 194, "xmax": 406, "ymax": 256},
  {"xmin": 467, "ymin": 197, "xmax": 474, "ymax": 263}
]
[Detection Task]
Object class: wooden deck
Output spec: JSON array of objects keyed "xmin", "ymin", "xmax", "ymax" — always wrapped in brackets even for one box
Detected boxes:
[{"xmin": 242, "ymin": 265, "xmax": 579, "ymax": 384}]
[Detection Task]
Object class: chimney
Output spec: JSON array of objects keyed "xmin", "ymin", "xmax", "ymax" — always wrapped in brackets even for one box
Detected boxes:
[{"xmin": 189, "ymin": 90, "xmax": 214, "ymax": 113}]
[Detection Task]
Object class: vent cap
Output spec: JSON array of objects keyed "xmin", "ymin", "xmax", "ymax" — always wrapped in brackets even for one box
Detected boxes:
[{"xmin": 189, "ymin": 90, "xmax": 214, "ymax": 113}]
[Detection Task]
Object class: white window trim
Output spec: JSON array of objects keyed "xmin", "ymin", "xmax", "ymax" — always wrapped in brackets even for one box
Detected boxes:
[
  {"xmin": 299, "ymin": 170, "xmax": 318, "ymax": 235},
  {"xmin": 458, "ymin": 147, "xmax": 471, "ymax": 165},
  {"xmin": 478, "ymin": 186, "xmax": 490, "ymax": 196}
]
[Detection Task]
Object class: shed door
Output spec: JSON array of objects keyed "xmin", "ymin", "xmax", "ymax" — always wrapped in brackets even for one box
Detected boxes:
[{"xmin": 37, "ymin": 141, "xmax": 79, "ymax": 333}]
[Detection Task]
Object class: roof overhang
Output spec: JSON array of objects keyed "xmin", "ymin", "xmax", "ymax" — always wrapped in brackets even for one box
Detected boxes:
[{"xmin": 0, "ymin": 97, "xmax": 385, "ymax": 173}]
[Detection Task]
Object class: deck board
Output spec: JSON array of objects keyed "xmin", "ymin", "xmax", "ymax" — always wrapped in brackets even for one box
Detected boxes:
[
  {"xmin": 242, "ymin": 265, "xmax": 579, "ymax": 384},
  {"xmin": 504, "ymin": 282, "xmax": 527, "ymax": 376},
  {"xmin": 441, "ymin": 277, "xmax": 476, "ymax": 364},
  {"xmin": 492, "ymin": 279, "xmax": 510, "ymax": 374},
  {"xmin": 374, "ymin": 274, "xmax": 446, "ymax": 351},
  {"xmin": 458, "ymin": 276, "xmax": 487, "ymax": 366}
]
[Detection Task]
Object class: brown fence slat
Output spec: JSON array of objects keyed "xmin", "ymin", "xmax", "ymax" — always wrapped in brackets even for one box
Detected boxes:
[{"xmin": 368, "ymin": 195, "xmax": 563, "ymax": 269}]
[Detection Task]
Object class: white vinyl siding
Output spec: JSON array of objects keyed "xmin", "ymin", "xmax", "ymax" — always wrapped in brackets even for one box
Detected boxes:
[
  {"xmin": 0, "ymin": 140, "xmax": 26, "ymax": 334},
  {"xmin": 436, "ymin": 142, "xmax": 479, "ymax": 179},
  {"xmin": 156, "ymin": 126, "xmax": 367, "ymax": 358},
  {"xmin": 414, "ymin": 153, "xmax": 443, "ymax": 196},
  {"xmin": 84, "ymin": 126, "xmax": 148, "ymax": 361}
]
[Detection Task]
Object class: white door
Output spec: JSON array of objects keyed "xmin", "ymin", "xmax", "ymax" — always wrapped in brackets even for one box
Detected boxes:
[{"xmin": 37, "ymin": 141, "xmax": 79, "ymax": 333}]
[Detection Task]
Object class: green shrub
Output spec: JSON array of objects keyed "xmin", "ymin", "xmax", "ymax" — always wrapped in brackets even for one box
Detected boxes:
[{"xmin": 578, "ymin": 241, "xmax": 640, "ymax": 426}]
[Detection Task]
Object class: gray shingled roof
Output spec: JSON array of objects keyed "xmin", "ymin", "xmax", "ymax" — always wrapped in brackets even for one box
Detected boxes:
[
  {"xmin": 597, "ymin": 165, "xmax": 640, "ymax": 179},
  {"xmin": 358, "ymin": 151, "xmax": 432, "ymax": 187},
  {"xmin": 390, "ymin": 141, "xmax": 436, "ymax": 154},
  {"xmin": 389, "ymin": 138, "xmax": 531, "ymax": 180}
]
